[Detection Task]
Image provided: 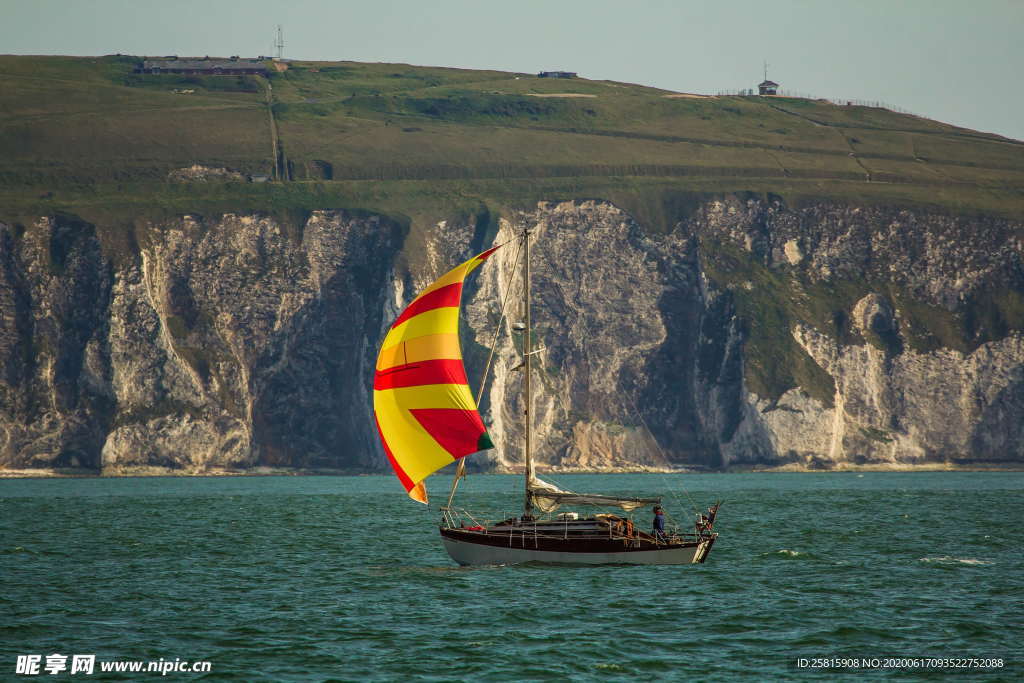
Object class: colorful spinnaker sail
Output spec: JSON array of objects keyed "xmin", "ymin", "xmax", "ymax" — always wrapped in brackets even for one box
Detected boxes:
[{"xmin": 374, "ymin": 246, "xmax": 499, "ymax": 503}]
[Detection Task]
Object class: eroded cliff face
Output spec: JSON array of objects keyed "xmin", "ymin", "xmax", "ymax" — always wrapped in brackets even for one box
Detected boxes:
[
  {"xmin": 0, "ymin": 217, "xmax": 112, "ymax": 469},
  {"xmin": 468, "ymin": 199, "xmax": 1024, "ymax": 470},
  {"xmin": 464, "ymin": 202, "xmax": 715, "ymax": 471},
  {"xmin": 689, "ymin": 198, "xmax": 1024, "ymax": 467},
  {"xmin": 0, "ymin": 211, "xmax": 399, "ymax": 472},
  {"xmin": 0, "ymin": 197, "xmax": 1021, "ymax": 473}
]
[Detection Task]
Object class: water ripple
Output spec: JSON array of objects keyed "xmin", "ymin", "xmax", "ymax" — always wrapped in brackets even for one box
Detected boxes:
[{"xmin": 1, "ymin": 472, "xmax": 1022, "ymax": 680}]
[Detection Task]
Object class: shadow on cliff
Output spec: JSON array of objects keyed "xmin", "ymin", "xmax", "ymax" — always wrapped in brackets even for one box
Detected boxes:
[
  {"xmin": 632, "ymin": 234, "xmax": 736, "ymax": 469},
  {"xmin": 248, "ymin": 214, "xmax": 403, "ymax": 471},
  {"xmin": 967, "ymin": 372, "xmax": 1024, "ymax": 464},
  {"xmin": 0, "ymin": 215, "xmax": 113, "ymax": 469}
]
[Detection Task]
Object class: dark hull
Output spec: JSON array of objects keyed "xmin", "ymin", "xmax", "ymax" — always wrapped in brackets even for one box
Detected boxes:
[{"xmin": 440, "ymin": 527, "xmax": 717, "ymax": 566}]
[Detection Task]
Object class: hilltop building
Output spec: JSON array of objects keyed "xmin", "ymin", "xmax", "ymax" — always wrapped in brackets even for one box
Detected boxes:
[
  {"xmin": 136, "ymin": 58, "xmax": 268, "ymax": 76},
  {"xmin": 538, "ymin": 71, "xmax": 577, "ymax": 79},
  {"xmin": 758, "ymin": 79, "xmax": 779, "ymax": 95}
]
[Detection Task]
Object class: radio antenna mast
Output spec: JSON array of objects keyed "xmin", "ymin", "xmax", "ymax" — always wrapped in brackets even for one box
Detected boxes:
[{"xmin": 275, "ymin": 25, "xmax": 284, "ymax": 60}]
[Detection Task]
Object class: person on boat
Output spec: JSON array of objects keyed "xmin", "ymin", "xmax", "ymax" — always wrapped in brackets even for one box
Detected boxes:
[
  {"xmin": 696, "ymin": 503, "xmax": 720, "ymax": 535},
  {"xmin": 652, "ymin": 506, "xmax": 666, "ymax": 541},
  {"xmin": 707, "ymin": 503, "xmax": 720, "ymax": 527}
]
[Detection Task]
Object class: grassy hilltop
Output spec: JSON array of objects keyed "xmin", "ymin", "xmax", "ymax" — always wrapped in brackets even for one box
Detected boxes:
[{"xmin": 1, "ymin": 54, "xmax": 1022, "ymax": 232}]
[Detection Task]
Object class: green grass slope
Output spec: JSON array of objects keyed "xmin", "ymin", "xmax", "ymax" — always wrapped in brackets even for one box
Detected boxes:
[{"xmin": 1, "ymin": 54, "xmax": 1022, "ymax": 230}]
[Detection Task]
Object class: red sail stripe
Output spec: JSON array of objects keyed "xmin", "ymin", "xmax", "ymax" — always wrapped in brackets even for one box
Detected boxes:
[
  {"xmin": 475, "ymin": 245, "xmax": 500, "ymax": 263},
  {"xmin": 410, "ymin": 408, "xmax": 487, "ymax": 459},
  {"xmin": 375, "ymin": 414, "xmax": 415, "ymax": 492},
  {"xmin": 374, "ymin": 358, "xmax": 468, "ymax": 390},
  {"xmin": 390, "ymin": 282, "xmax": 463, "ymax": 329}
]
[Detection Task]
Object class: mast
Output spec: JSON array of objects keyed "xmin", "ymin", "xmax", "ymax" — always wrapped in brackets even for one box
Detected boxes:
[{"xmin": 522, "ymin": 227, "xmax": 534, "ymax": 517}]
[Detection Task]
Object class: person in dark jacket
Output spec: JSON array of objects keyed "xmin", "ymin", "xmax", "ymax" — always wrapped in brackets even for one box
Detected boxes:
[{"xmin": 652, "ymin": 505, "xmax": 666, "ymax": 542}]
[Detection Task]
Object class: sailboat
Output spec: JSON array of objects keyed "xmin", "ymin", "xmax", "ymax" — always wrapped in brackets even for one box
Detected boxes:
[{"xmin": 373, "ymin": 226, "xmax": 719, "ymax": 565}]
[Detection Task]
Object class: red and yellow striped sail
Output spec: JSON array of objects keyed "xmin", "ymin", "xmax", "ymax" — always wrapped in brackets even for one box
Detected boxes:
[{"xmin": 374, "ymin": 246, "xmax": 499, "ymax": 503}]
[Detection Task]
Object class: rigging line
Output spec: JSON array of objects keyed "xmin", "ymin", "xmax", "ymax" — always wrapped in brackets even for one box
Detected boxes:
[
  {"xmin": 569, "ymin": 289, "xmax": 700, "ymax": 519},
  {"xmin": 445, "ymin": 235, "xmax": 525, "ymax": 509},
  {"xmin": 529, "ymin": 354, "xmax": 669, "ymax": 518},
  {"xmin": 623, "ymin": 383, "xmax": 701, "ymax": 519},
  {"xmin": 475, "ymin": 235, "xmax": 524, "ymax": 406}
]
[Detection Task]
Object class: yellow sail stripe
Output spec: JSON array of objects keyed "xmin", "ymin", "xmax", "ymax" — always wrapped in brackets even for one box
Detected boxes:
[
  {"xmin": 374, "ymin": 383, "xmax": 477, "ymax": 483},
  {"xmin": 379, "ymin": 306, "xmax": 459, "ymax": 354},
  {"xmin": 415, "ymin": 253, "xmax": 489, "ymax": 300},
  {"xmin": 375, "ymin": 333, "xmax": 461, "ymax": 372}
]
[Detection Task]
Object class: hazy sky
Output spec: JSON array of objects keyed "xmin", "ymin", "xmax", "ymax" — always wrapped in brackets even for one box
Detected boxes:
[{"xmin": 2, "ymin": 0, "xmax": 1022, "ymax": 141}]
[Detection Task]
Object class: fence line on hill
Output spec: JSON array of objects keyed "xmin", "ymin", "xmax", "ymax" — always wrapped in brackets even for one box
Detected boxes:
[{"xmin": 714, "ymin": 89, "xmax": 923, "ymax": 117}]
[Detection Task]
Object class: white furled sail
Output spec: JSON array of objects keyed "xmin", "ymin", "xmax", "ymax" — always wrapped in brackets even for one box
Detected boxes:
[{"xmin": 527, "ymin": 474, "xmax": 661, "ymax": 513}]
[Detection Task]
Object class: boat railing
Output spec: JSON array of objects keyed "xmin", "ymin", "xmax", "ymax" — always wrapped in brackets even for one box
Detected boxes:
[
  {"xmin": 440, "ymin": 506, "xmax": 489, "ymax": 531},
  {"xmin": 442, "ymin": 510, "xmax": 712, "ymax": 549},
  {"xmin": 439, "ymin": 507, "xmax": 457, "ymax": 529}
]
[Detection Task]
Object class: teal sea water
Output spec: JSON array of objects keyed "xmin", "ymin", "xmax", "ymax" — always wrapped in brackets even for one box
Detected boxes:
[{"xmin": 2, "ymin": 472, "xmax": 1021, "ymax": 680}]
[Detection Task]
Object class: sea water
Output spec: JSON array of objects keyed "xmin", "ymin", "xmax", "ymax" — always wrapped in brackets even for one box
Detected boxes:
[{"xmin": 2, "ymin": 472, "xmax": 1021, "ymax": 680}]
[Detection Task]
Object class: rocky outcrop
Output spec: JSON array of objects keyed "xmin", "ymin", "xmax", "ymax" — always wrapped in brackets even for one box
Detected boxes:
[
  {"xmin": 0, "ymin": 196, "xmax": 1021, "ymax": 473},
  {"xmin": 0, "ymin": 211, "xmax": 399, "ymax": 472},
  {"xmin": 167, "ymin": 165, "xmax": 246, "ymax": 182},
  {"xmin": 687, "ymin": 197, "xmax": 1024, "ymax": 466},
  {"xmin": 465, "ymin": 199, "xmax": 1024, "ymax": 471},
  {"xmin": 0, "ymin": 216, "xmax": 112, "ymax": 469},
  {"xmin": 468, "ymin": 200, "xmax": 1024, "ymax": 473}
]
